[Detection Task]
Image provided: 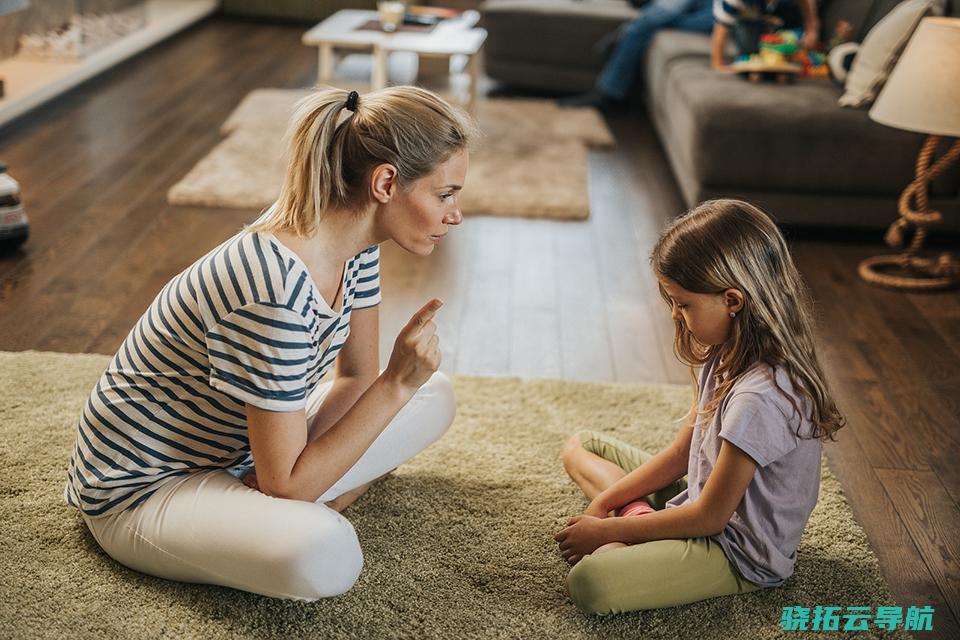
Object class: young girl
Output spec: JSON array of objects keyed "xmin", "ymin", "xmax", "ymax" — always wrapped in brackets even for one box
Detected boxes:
[
  {"xmin": 555, "ymin": 199, "xmax": 844, "ymax": 614},
  {"xmin": 64, "ymin": 86, "xmax": 476, "ymax": 601}
]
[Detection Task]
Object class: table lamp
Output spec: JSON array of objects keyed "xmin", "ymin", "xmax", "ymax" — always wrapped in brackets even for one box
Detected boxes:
[{"xmin": 859, "ymin": 17, "xmax": 960, "ymax": 290}]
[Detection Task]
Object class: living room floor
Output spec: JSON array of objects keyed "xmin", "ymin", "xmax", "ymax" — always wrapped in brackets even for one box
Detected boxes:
[{"xmin": 0, "ymin": 17, "xmax": 957, "ymax": 638}]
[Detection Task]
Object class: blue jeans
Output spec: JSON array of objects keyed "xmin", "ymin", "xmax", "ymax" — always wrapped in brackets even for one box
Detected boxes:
[{"xmin": 597, "ymin": 0, "xmax": 714, "ymax": 100}]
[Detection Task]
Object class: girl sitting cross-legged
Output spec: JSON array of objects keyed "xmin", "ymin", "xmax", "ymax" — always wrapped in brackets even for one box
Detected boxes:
[
  {"xmin": 556, "ymin": 199, "xmax": 845, "ymax": 615},
  {"xmin": 64, "ymin": 86, "xmax": 476, "ymax": 601}
]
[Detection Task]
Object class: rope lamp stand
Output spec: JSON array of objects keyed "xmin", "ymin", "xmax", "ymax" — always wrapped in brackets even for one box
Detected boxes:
[
  {"xmin": 858, "ymin": 16, "xmax": 960, "ymax": 291},
  {"xmin": 858, "ymin": 136, "xmax": 960, "ymax": 290}
]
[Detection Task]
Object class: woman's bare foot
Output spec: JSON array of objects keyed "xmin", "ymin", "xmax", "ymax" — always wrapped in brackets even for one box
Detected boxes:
[
  {"xmin": 324, "ymin": 468, "xmax": 398, "ymax": 513},
  {"xmin": 325, "ymin": 481, "xmax": 375, "ymax": 513},
  {"xmin": 242, "ymin": 469, "xmax": 389, "ymax": 512}
]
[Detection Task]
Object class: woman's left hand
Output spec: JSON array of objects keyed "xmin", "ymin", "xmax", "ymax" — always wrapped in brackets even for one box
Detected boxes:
[{"xmin": 554, "ymin": 515, "xmax": 610, "ymax": 565}]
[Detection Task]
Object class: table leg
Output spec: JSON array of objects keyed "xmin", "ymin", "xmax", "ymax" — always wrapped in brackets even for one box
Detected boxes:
[
  {"xmin": 417, "ymin": 55, "xmax": 450, "ymax": 81},
  {"xmin": 467, "ymin": 52, "xmax": 480, "ymax": 114},
  {"xmin": 372, "ymin": 46, "xmax": 388, "ymax": 90},
  {"xmin": 318, "ymin": 43, "xmax": 335, "ymax": 84}
]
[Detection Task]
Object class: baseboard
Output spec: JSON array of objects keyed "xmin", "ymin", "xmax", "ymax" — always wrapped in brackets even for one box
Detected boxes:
[{"xmin": 0, "ymin": 0, "xmax": 217, "ymax": 129}]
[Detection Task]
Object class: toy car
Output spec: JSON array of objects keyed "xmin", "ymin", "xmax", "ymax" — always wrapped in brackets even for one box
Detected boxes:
[{"xmin": 0, "ymin": 162, "xmax": 28, "ymax": 250}]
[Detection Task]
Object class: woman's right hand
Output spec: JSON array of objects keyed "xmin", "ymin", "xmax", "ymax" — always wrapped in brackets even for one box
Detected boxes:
[{"xmin": 383, "ymin": 298, "xmax": 443, "ymax": 393}]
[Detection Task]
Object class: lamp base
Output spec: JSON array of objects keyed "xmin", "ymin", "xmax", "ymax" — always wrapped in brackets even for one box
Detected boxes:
[
  {"xmin": 858, "ymin": 253, "xmax": 959, "ymax": 290},
  {"xmin": 858, "ymin": 135, "xmax": 960, "ymax": 292}
]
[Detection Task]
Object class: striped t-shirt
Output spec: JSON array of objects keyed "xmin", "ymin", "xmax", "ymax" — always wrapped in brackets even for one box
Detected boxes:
[
  {"xmin": 714, "ymin": 0, "xmax": 778, "ymax": 26},
  {"xmin": 64, "ymin": 230, "xmax": 381, "ymax": 517}
]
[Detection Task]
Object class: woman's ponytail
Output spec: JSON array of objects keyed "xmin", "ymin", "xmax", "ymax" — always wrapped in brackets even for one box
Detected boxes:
[{"xmin": 268, "ymin": 89, "xmax": 355, "ymax": 236}]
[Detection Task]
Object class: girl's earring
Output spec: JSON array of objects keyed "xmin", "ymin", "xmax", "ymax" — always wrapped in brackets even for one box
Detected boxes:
[{"xmin": 729, "ymin": 311, "xmax": 736, "ymax": 318}]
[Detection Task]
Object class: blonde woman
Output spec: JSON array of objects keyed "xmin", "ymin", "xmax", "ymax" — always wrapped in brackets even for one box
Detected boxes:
[
  {"xmin": 64, "ymin": 86, "xmax": 476, "ymax": 601},
  {"xmin": 556, "ymin": 200, "xmax": 845, "ymax": 614}
]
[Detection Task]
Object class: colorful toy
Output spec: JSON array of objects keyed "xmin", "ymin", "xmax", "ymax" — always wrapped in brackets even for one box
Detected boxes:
[
  {"xmin": 732, "ymin": 29, "xmax": 830, "ymax": 82},
  {"xmin": 793, "ymin": 49, "xmax": 829, "ymax": 77},
  {"xmin": 760, "ymin": 30, "xmax": 800, "ymax": 61}
]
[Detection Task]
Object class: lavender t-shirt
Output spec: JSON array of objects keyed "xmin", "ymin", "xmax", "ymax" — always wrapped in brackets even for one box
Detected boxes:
[{"xmin": 665, "ymin": 353, "xmax": 822, "ymax": 586}]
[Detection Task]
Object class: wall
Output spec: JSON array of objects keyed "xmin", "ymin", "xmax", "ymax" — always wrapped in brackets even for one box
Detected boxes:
[{"xmin": 0, "ymin": 0, "xmax": 143, "ymax": 60}]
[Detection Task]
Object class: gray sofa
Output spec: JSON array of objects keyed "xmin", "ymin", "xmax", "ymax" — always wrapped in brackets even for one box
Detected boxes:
[{"xmin": 481, "ymin": 0, "xmax": 960, "ymax": 230}]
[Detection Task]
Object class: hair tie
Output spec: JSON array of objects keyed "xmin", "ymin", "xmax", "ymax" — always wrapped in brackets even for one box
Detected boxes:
[{"xmin": 345, "ymin": 91, "xmax": 360, "ymax": 112}]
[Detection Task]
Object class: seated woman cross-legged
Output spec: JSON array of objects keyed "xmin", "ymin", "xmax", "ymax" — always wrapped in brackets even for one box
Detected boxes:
[{"xmin": 64, "ymin": 86, "xmax": 477, "ymax": 601}]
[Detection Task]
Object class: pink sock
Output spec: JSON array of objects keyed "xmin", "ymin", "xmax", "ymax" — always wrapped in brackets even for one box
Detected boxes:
[{"xmin": 616, "ymin": 499, "xmax": 655, "ymax": 517}]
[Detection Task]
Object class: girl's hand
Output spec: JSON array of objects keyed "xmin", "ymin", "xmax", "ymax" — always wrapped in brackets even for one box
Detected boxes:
[
  {"xmin": 554, "ymin": 515, "xmax": 611, "ymax": 565},
  {"xmin": 802, "ymin": 26, "xmax": 820, "ymax": 51},
  {"xmin": 383, "ymin": 299, "xmax": 443, "ymax": 393}
]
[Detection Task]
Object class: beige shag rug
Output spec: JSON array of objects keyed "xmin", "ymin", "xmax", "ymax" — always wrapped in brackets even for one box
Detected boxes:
[
  {"xmin": 167, "ymin": 88, "xmax": 613, "ymax": 220},
  {"xmin": 1, "ymin": 350, "xmax": 904, "ymax": 640}
]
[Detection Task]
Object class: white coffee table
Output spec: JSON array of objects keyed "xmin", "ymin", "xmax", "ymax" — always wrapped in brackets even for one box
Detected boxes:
[{"xmin": 302, "ymin": 9, "xmax": 487, "ymax": 113}]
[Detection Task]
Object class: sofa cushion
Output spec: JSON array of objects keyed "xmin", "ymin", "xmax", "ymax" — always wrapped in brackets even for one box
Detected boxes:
[
  {"xmin": 481, "ymin": 0, "xmax": 634, "ymax": 70},
  {"xmin": 652, "ymin": 54, "xmax": 959, "ymax": 196}
]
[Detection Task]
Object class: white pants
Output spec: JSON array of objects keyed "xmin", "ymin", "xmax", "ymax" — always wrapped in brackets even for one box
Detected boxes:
[{"xmin": 83, "ymin": 372, "xmax": 456, "ymax": 601}]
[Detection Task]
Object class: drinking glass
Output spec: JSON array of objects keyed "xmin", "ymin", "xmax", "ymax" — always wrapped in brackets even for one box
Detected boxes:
[{"xmin": 377, "ymin": 1, "xmax": 406, "ymax": 32}]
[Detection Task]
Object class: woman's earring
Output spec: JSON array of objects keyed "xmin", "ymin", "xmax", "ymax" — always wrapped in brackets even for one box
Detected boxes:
[{"xmin": 729, "ymin": 311, "xmax": 736, "ymax": 318}]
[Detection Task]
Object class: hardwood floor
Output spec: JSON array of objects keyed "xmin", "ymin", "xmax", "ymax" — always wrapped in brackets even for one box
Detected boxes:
[{"xmin": 1, "ymin": 17, "xmax": 958, "ymax": 638}]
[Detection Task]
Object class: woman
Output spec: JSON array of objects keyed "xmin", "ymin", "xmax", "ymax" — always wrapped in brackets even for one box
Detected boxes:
[{"xmin": 64, "ymin": 86, "xmax": 477, "ymax": 601}]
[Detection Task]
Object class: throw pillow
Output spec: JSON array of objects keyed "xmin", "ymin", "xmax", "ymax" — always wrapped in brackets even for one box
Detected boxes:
[{"xmin": 838, "ymin": 0, "xmax": 944, "ymax": 108}]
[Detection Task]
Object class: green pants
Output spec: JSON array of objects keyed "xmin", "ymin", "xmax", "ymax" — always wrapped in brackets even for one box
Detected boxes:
[{"xmin": 567, "ymin": 430, "xmax": 759, "ymax": 615}]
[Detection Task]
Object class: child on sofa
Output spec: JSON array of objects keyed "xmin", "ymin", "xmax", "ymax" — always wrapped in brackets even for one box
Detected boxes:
[
  {"xmin": 711, "ymin": 0, "xmax": 821, "ymax": 69},
  {"xmin": 555, "ymin": 199, "xmax": 844, "ymax": 614},
  {"xmin": 560, "ymin": 0, "xmax": 715, "ymax": 109}
]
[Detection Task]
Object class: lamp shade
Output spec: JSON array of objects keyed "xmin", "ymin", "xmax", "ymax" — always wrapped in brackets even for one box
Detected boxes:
[{"xmin": 869, "ymin": 17, "xmax": 960, "ymax": 137}]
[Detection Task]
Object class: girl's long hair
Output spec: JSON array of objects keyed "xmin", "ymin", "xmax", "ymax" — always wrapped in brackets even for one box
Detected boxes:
[
  {"xmin": 251, "ymin": 85, "xmax": 478, "ymax": 237},
  {"xmin": 650, "ymin": 199, "xmax": 844, "ymax": 440}
]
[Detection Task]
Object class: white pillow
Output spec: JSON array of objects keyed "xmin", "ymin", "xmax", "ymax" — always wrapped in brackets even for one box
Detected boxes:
[{"xmin": 839, "ymin": 0, "xmax": 944, "ymax": 108}]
